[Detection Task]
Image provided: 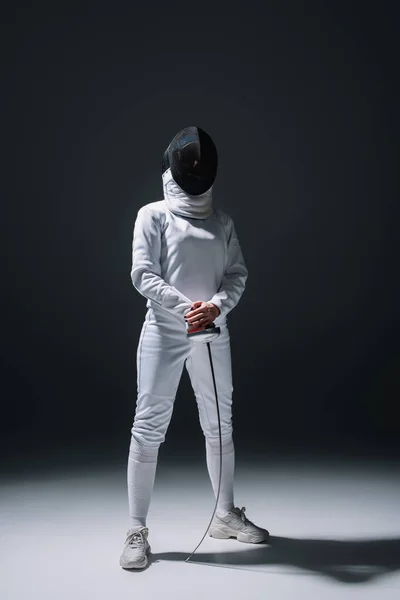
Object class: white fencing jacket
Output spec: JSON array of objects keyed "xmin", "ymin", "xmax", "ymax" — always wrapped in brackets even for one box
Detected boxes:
[{"xmin": 131, "ymin": 169, "xmax": 248, "ymax": 324}]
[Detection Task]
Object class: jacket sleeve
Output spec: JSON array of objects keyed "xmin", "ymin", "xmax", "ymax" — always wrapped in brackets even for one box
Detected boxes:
[
  {"xmin": 130, "ymin": 206, "xmax": 193, "ymax": 318},
  {"xmin": 208, "ymin": 214, "xmax": 248, "ymax": 319}
]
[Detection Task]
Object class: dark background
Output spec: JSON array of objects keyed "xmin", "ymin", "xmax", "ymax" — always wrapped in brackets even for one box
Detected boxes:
[{"xmin": 1, "ymin": 1, "xmax": 398, "ymax": 469}]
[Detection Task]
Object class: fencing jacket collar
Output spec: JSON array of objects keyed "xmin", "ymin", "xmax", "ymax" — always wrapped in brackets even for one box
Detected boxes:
[{"xmin": 162, "ymin": 168, "xmax": 214, "ymax": 220}]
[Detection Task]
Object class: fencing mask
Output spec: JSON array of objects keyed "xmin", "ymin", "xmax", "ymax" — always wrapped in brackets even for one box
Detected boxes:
[{"xmin": 162, "ymin": 126, "xmax": 218, "ymax": 196}]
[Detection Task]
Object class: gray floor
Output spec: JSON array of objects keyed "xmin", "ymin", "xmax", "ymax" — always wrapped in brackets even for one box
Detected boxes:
[{"xmin": 1, "ymin": 455, "xmax": 399, "ymax": 599}]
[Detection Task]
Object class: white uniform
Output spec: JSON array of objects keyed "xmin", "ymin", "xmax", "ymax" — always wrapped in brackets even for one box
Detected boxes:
[{"xmin": 127, "ymin": 169, "xmax": 248, "ymax": 528}]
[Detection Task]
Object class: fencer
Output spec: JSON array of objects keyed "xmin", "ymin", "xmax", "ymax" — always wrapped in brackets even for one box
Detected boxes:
[{"xmin": 120, "ymin": 126, "xmax": 269, "ymax": 570}]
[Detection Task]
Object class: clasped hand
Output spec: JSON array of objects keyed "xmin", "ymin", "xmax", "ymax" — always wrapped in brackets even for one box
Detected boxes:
[{"xmin": 185, "ymin": 301, "xmax": 220, "ymax": 331}]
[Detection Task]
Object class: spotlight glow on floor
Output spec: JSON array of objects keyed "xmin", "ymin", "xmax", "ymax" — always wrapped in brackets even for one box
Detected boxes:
[{"xmin": 1, "ymin": 457, "xmax": 399, "ymax": 599}]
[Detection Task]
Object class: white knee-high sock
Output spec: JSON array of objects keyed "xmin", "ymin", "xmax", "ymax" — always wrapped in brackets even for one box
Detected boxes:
[
  {"xmin": 127, "ymin": 436, "xmax": 159, "ymax": 529},
  {"xmin": 206, "ymin": 436, "xmax": 235, "ymax": 514}
]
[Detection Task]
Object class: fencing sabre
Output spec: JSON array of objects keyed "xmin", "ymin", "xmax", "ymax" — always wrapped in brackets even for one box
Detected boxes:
[{"xmin": 184, "ymin": 322, "xmax": 223, "ymax": 563}]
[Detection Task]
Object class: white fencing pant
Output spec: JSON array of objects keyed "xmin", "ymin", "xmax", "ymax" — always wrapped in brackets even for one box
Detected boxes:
[{"xmin": 128, "ymin": 307, "xmax": 235, "ymax": 528}]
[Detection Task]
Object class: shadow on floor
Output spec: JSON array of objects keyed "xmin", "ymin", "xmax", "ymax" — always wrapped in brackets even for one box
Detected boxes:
[{"xmin": 151, "ymin": 536, "xmax": 400, "ymax": 583}]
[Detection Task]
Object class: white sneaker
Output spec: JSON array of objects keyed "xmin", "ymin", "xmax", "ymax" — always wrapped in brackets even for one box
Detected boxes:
[
  {"xmin": 209, "ymin": 507, "xmax": 269, "ymax": 543},
  {"xmin": 119, "ymin": 526, "xmax": 151, "ymax": 569}
]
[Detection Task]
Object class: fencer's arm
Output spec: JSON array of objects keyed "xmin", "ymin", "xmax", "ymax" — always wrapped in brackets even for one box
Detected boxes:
[
  {"xmin": 130, "ymin": 207, "xmax": 192, "ymax": 318},
  {"xmin": 208, "ymin": 216, "xmax": 248, "ymax": 319}
]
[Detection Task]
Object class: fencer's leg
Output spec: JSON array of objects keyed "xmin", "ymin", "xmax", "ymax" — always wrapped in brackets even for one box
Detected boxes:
[
  {"xmin": 186, "ymin": 326, "xmax": 235, "ymax": 514},
  {"xmin": 127, "ymin": 439, "xmax": 158, "ymax": 529},
  {"xmin": 128, "ymin": 314, "xmax": 189, "ymax": 529},
  {"xmin": 205, "ymin": 435, "xmax": 235, "ymax": 514}
]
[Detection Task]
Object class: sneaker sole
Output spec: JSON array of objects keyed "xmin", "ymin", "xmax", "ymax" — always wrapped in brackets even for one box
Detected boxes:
[
  {"xmin": 119, "ymin": 545, "xmax": 151, "ymax": 569},
  {"xmin": 209, "ymin": 526, "xmax": 268, "ymax": 544}
]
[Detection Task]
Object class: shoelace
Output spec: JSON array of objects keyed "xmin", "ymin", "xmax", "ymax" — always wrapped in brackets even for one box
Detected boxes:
[
  {"xmin": 237, "ymin": 506, "xmax": 255, "ymax": 526},
  {"xmin": 126, "ymin": 528, "xmax": 148, "ymax": 548}
]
